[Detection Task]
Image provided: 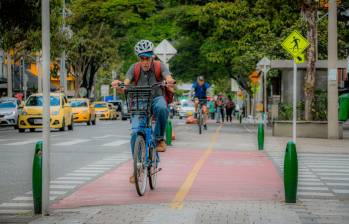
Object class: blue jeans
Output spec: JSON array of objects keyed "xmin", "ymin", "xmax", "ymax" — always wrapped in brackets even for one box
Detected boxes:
[{"xmin": 130, "ymin": 96, "xmax": 168, "ymax": 155}]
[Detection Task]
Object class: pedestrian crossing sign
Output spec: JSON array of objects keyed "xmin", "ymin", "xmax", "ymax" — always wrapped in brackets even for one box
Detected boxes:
[{"xmin": 281, "ymin": 30, "xmax": 309, "ymax": 59}]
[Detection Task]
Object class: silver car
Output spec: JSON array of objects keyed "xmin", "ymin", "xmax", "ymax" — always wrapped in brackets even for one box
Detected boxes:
[{"xmin": 0, "ymin": 99, "xmax": 20, "ymax": 128}]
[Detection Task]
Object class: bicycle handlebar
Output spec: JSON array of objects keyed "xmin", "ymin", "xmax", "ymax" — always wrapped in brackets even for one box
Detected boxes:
[{"xmin": 118, "ymin": 81, "xmax": 176, "ymax": 89}]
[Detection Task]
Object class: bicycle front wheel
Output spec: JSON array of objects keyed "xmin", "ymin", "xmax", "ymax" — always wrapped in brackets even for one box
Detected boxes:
[
  {"xmin": 149, "ymin": 146, "xmax": 158, "ymax": 190},
  {"xmin": 134, "ymin": 135, "xmax": 147, "ymax": 196},
  {"xmin": 197, "ymin": 112, "xmax": 202, "ymax": 134}
]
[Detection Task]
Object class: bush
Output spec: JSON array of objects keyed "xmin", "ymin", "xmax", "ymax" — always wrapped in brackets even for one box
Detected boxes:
[{"xmin": 311, "ymin": 90, "xmax": 327, "ymax": 121}]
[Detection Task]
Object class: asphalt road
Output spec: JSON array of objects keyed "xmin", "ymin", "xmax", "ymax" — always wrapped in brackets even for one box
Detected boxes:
[{"xmin": 0, "ymin": 119, "xmax": 131, "ymax": 204}]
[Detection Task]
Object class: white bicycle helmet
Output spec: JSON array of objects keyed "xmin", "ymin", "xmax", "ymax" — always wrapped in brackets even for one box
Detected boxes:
[{"xmin": 134, "ymin": 40, "xmax": 154, "ymax": 57}]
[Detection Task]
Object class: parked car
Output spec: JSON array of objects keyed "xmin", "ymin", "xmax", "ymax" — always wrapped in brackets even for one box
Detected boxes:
[
  {"xmin": 93, "ymin": 101, "xmax": 117, "ymax": 120},
  {"xmin": 18, "ymin": 92, "xmax": 73, "ymax": 132},
  {"xmin": 178, "ymin": 100, "xmax": 195, "ymax": 119},
  {"xmin": 0, "ymin": 100, "xmax": 19, "ymax": 128},
  {"xmin": 69, "ymin": 98, "xmax": 96, "ymax": 125}
]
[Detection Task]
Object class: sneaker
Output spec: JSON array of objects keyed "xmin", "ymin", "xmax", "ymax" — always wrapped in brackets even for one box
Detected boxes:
[
  {"xmin": 156, "ymin": 140, "xmax": 167, "ymax": 152},
  {"xmin": 129, "ymin": 175, "xmax": 135, "ymax": 184},
  {"xmin": 204, "ymin": 124, "xmax": 207, "ymax": 130}
]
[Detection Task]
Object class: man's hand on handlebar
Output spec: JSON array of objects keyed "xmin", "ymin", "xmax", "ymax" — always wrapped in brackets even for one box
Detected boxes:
[{"xmin": 111, "ymin": 80, "xmax": 125, "ymax": 94}]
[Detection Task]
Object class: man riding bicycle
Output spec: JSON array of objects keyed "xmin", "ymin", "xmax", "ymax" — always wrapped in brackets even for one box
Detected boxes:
[
  {"xmin": 112, "ymin": 40, "xmax": 175, "ymax": 182},
  {"xmin": 191, "ymin": 76, "xmax": 210, "ymax": 130}
]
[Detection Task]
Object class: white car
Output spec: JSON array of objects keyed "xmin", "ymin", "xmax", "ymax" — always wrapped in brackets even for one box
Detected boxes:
[
  {"xmin": 178, "ymin": 100, "xmax": 195, "ymax": 119},
  {"xmin": 0, "ymin": 98, "xmax": 20, "ymax": 128}
]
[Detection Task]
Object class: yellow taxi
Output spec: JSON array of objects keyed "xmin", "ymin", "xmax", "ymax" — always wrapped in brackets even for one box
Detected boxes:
[
  {"xmin": 18, "ymin": 92, "xmax": 73, "ymax": 132},
  {"xmin": 93, "ymin": 101, "xmax": 117, "ymax": 120},
  {"xmin": 69, "ymin": 98, "xmax": 96, "ymax": 125}
]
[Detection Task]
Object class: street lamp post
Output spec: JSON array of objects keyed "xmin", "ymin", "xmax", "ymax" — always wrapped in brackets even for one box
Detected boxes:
[
  {"xmin": 41, "ymin": 0, "xmax": 51, "ymax": 215},
  {"xmin": 60, "ymin": 0, "xmax": 67, "ymax": 94},
  {"xmin": 0, "ymin": 50, "xmax": 4, "ymax": 81}
]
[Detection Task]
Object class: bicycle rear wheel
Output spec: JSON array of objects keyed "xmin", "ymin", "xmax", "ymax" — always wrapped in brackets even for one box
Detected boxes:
[
  {"xmin": 134, "ymin": 135, "xmax": 147, "ymax": 196},
  {"xmin": 149, "ymin": 146, "xmax": 158, "ymax": 190}
]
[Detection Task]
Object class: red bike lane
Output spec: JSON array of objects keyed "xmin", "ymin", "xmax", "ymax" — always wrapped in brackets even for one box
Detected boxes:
[{"xmin": 51, "ymin": 148, "xmax": 283, "ymax": 209}]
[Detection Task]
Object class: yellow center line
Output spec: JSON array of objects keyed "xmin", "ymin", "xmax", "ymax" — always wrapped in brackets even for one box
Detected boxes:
[{"xmin": 170, "ymin": 124, "xmax": 222, "ymax": 209}]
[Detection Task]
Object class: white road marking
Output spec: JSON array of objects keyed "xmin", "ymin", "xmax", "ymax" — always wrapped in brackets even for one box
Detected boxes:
[
  {"xmin": 298, "ymin": 192, "xmax": 334, "ymax": 197},
  {"xmin": 13, "ymin": 196, "xmax": 57, "ymax": 201},
  {"xmin": 0, "ymin": 202, "xmax": 33, "ymax": 208},
  {"xmin": 326, "ymin": 182, "xmax": 349, "ymax": 186},
  {"xmin": 82, "ymin": 167, "xmax": 110, "ymax": 170},
  {"xmin": 321, "ymin": 177, "xmax": 349, "ymax": 181},
  {"xmin": 298, "ymin": 187, "xmax": 329, "ymax": 191},
  {"xmin": 74, "ymin": 170, "xmax": 103, "ymax": 173},
  {"xmin": 13, "ymin": 196, "xmax": 33, "ymax": 201},
  {"xmin": 0, "ymin": 139, "xmax": 16, "ymax": 142},
  {"xmin": 51, "ymin": 180, "xmax": 85, "ymax": 184},
  {"xmin": 54, "ymin": 139, "xmax": 91, "ymax": 146},
  {"xmin": 299, "ymin": 182, "xmax": 325, "ymax": 186},
  {"xmin": 56, "ymin": 176, "xmax": 91, "ymax": 180},
  {"xmin": 332, "ymin": 189, "xmax": 349, "ymax": 194},
  {"xmin": 311, "ymin": 168, "xmax": 349, "ymax": 172},
  {"xmin": 102, "ymin": 140, "xmax": 129, "ymax": 147},
  {"xmin": 67, "ymin": 173, "xmax": 97, "ymax": 177},
  {"xmin": 93, "ymin": 134, "xmax": 129, "ymax": 139},
  {"xmin": 318, "ymin": 172, "xmax": 349, "ymax": 176},
  {"xmin": 0, "ymin": 209, "xmax": 32, "ymax": 214},
  {"xmin": 300, "ymin": 178, "xmax": 321, "ymax": 182},
  {"xmin": 88, "ymin": 164, "xmax": 114, "ymax": 167},
  {"xmin": 50, "ymin": 185, "xmax": 76, "ymax": 189},
  {"xmin": 308, "ymin": 165, "xmax": 349, "ymax": 168},
  {"xmin": 3, "ymin": 139, "xmax": 40, "ymax": 146},
  {"xmin": 50, "ymin": 191, "xmax": 67, "ymax": 195}
]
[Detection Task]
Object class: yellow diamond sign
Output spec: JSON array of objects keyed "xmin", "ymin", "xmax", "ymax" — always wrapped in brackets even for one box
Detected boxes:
[{"xmin": 281, "ymin": 30, "xmax": 309, "ymax": 58}]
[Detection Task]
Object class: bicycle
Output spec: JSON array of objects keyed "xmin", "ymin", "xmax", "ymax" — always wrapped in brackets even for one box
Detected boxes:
[
  {"xmin": 121, "ymin": 82, "xmax": 167, "ymax": 196},
  {"xmin": 194, "ymin": 98, "xmax": 207, "ymax": 135}
]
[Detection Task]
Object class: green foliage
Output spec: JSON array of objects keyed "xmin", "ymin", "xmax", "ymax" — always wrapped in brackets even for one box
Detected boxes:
[
  {"xmin": 311, "ymin": 90, "xmax": 327, "ymax": 121},
  {"xmin": 279, "ymin": 102, "xmax": 293, "ymax": 120}
]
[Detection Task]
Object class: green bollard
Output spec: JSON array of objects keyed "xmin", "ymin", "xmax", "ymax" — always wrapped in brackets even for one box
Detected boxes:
[
  {"xmin": 166, "ymin": 120, "xmax": 172, "ymax": 146},
  {"xmin": 284, "ymin": 141, "xmax": 298, "ymax": 203},
  {"xmin": 257, "ymin": 122, "xmax": 264, "ymax": 150},
  {"xmin": 32, "ymin": 141, "xmax": 43, "ymax": 214},
  {"xmin": 239, "ymin": 113, "xmax": 242, "ymax": 124}
]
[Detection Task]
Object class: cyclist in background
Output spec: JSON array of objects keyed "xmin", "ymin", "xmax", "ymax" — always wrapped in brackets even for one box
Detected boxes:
[{"xmin": 191, "ymin": 76, "xmax": 210, "ymax": 130}]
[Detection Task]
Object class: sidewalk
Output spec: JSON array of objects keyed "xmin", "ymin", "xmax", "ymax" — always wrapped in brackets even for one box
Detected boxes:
[{"xmin": 29, "ymin": 121, "xmax": 349, "ymax": 224}]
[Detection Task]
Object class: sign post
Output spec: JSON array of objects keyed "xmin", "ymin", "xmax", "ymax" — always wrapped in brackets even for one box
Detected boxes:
[
  {"xmin": 257, "ymin": 57, "xmax": 271, "ymax": 116},
  {"xmin": 282, "ymin": 30, "xmax": 309, "ymax": 142},
  {"xmin": 281, "ymin": 30, "xmax": 309, "ymax": 204}
]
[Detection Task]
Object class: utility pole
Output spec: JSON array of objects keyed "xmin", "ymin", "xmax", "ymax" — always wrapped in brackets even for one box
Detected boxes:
[
  {"xmin": 60, "ymin": 0, "xmax": 67, "ymax": 94},
  {"xmin": 7, "ymin": 50, "xmax": 12, "ymax": 97},
  {"xmin": 21, "ymin": 57, "xmax": 28, "ymax": 100},
  {"xmin": 327, "ymin": 0, "xmax": 339, "ymax": 139},
  {"xmin": 36, "ymin": 52, "xmax": 42, "ymax": 93},
  {"xmin": 0, "ymin": 50, "xmax": 4, "ymax": 82},
  {"xmin": 41, "ymin": 0, "xmax": 51, "ymax": 215}
]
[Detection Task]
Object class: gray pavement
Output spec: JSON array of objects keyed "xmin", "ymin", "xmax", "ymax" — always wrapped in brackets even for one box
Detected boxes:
[
  {"xmin": 1, "ymin": 118, "xmax": 349, "ymax": 223},
  {"xmin": 0, "ymin": 119, "xmax": 131, "ymax": 222}
]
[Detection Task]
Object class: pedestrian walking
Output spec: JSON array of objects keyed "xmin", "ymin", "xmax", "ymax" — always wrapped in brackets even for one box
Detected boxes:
[
  {"xmin": 215, "ymin": 95, "xmax": 224, "ymax": 123},
  {"xmin": 225, "ymin": 96, "xmax": 234, "ymax": 122},
  {"xmin": 208, "ymin": 99, "xmax": 215, "ymax": 120}
]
